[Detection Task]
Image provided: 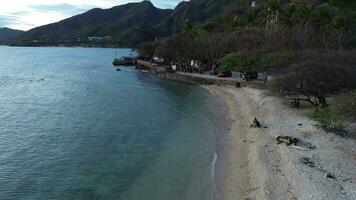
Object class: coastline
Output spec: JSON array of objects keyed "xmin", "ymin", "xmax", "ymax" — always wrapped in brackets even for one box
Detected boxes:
[{"xmin": 206, "ymin": 85, "xmax": 356, "ymax": 200}]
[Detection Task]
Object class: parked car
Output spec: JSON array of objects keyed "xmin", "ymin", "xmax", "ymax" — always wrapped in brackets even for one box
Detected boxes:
[
  {"xmin": 218, "ymin": 71, "xmax": 232, "ymax": 78},
  {"xmin": 210, "ymin": 69, "xmax": 219, "ymax": 75},
  {"xmin": 241, "ymin": 71, "xmax": 258, "ymax": 81}
]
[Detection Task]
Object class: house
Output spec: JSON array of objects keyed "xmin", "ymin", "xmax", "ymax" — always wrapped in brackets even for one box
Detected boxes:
[
  {"xmin": 153, "ymin": 55, "xmax": 165, "ymax": 64},
  {"xmin": 87, "ymin": 36, "xmax": 110, "ymax": 41}
]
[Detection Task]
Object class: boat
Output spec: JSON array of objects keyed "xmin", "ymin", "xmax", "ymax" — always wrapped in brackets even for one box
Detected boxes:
[
  {"xmin": 112, "ymin": 57, "xmax": 137, "ymax": 66},
  {"xmin": 112, "ymin": 50, "xmax": 137, "ymax": 66}
]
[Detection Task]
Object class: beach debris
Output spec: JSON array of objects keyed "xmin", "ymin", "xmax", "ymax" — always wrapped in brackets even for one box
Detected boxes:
[
  {"xmin": 116, "ymin": 68, "xmax": 122, "ymax": 71},
  {"xmin": 276, "ymin": 136, "xmax": 299, "ymax": 146},
  {"xmin": 292, "ymin": 146, "xmax": 310, "ymax": 151},
  {"xmin": 300, "ymin": 157, "xmax": 315, "ymax": 168},
  {"xmin": 250, "ymin": 118, "xmax": 261, "ymax": 128},
  {"xmin": 292, "ymin": 139, "xmax": 316, "ymax": 151},
  {"xmin": 325, "ymin": 173, "xmax": 336, "ymax": 179},
  {"xmin": 323, "ymin": 125, "xmax": 348, "ymax": 136},
  {"xmin": 298, "ymin": 123, "xmax": 303, "ymax": 126}
]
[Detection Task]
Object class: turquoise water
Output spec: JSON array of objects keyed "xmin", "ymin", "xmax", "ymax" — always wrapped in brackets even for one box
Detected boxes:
[{"xmin": 0, "ymin": 47, "xmax": 224, "ymax": 200}]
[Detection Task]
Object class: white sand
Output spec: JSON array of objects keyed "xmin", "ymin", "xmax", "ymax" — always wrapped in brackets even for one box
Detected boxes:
[{"xmin": 207, "ymin": 85, "xmax": 356, "ymax": 200}]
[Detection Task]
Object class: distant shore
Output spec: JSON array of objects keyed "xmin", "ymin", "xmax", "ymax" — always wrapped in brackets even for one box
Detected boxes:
[{"xmin": 206, "ymin": 85, "xmax": 356, "ymax": 200}]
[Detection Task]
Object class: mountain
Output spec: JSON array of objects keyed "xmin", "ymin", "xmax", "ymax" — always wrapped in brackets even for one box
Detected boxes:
[
  {"xmin": 13, "ymin": 1, "xmax": 172, "ymax": 47},
  {"xmin": 12, "ymin": 0, "xmax": 243, "ymax": 47},
  {"xmin": 0, "ymin": 27, "xmax": 24, "ymax": 41},
  {"xmin": 157, "ymin": 0, "xmax": 240, "ymax": 35}
]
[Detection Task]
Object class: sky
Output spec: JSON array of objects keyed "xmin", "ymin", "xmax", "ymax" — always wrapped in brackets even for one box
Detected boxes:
[{"xmin": 0, "ymin": 0, "xmax": 184, "ymax": 31}]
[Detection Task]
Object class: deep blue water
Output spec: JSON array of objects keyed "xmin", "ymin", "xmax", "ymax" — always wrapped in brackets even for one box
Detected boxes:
[{"xmin": 0, "ymin": 47, "xmax": 224, "ymax": 200}]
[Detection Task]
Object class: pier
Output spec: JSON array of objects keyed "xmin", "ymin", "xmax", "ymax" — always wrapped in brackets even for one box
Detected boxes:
[{"xmin": 137, "ymin": 60, "xmax": 264, "ymax": 87}]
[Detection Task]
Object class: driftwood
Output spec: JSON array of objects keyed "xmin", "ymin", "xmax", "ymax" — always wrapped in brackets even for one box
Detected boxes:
[
  {"xmin": 292, "ymin": 146, "xmax": 310, "ymax": 151},
  {"xmin": 276, "ymin": 136, "xmax": 299, "ymax": 146},
  {"xmin": 250, "ymin": 118, "xmax": 261, "ymax": 128}
]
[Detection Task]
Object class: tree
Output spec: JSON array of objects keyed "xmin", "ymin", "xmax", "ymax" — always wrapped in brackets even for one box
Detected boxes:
[
  {"xmin": 137, "ymin": 42, "xmax": 156, "ymax": 58},
  {"xmin": 271, "ymin": 62, "xmax": 355, "ymax": 107}
]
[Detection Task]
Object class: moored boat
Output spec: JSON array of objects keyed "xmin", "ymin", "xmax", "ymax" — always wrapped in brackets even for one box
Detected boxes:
[{"xmin": 112, "ymin": 57, "xmax": 137, "ymax": 66}]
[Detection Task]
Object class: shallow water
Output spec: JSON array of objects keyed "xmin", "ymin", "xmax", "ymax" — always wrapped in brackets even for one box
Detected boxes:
[{"xmin": 0, "ymin": 47, "xmax": 224, "ymax": 200}]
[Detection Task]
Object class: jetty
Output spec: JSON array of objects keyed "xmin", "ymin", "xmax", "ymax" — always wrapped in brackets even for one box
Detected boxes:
[{"xmin": 137, "ymin": 60, "xmax": 264, "ymax": 87}]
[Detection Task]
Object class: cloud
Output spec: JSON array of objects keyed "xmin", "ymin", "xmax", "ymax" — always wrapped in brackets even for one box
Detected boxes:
[
  {"xmin": 30, "ymin": 3, "xmax": 94, "ymax": 15},
  {"xmin": 0, "ymin": 13, "xmax": 37, "ymax": 30},
  {"xmin": 151, "ymin": 0, "xmax": 186, "ymax": 8},
  {"xmin": 0, "ymin": 16, "xmax": 16, "ymax": 28}
]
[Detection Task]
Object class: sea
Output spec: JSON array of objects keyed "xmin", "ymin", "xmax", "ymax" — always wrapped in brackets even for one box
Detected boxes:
[{"xmin": 0, "ymin": 46, "xmax": 226, "ymax": 200}]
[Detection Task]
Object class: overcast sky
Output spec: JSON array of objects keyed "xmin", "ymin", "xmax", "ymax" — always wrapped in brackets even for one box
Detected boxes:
[{"xmin": 0, "ymin": 0, "xmax": 184, "ymax": 31}]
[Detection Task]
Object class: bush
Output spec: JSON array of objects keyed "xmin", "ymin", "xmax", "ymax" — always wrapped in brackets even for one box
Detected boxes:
[
  {"xmin": 306, "ymin": 107, "xmax": 344, "ymax": 129},
  {"xmin": 306, "ymin": 90, "xmax": 356, "ymax": 129}
]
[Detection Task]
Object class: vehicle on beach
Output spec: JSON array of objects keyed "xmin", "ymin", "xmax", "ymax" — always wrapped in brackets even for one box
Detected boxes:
[
  {"xmin": 241, "ymin": 71, "xmax": 258, "ymax": 81},
  {"xmin": 218, "ymin": 71, "xmax": 232, "ymax": 78}
]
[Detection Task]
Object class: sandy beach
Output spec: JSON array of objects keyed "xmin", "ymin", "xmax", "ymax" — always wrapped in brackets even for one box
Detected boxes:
[{"xmin": 207, "ymin": 85, "xmax": 356, "ymax": 200}]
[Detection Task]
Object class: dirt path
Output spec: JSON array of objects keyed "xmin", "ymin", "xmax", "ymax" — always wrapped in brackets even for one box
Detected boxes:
[{"xmin": 207, "ymin": 86, "xmax": 356, "ymax": 200}]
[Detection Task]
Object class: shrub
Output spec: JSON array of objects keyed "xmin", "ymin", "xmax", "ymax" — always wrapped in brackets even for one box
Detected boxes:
[
  {"xmin": 306, "ymin": 90, "xmax": 356, "ymax": 130},
  {"xmin": 306, "ymin": 107, "xmax": 344, "ymax": 129},
  {"xmin": 218, "ymin": 51, "xmax": 293, "ymax": 72}
]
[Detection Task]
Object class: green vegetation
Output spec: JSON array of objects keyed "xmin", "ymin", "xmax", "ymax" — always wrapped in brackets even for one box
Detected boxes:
[
  {"xmin": 137, "ymin": 0, "xmax": 356, "ymax": 133},
  {"xmin": 306, "ymin": 91, "xmax": 356, "ymax": 131}
]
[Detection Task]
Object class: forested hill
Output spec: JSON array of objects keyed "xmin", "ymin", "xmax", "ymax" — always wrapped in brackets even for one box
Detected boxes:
[
  {"xmin": 11, "ymin": 0, "xmax": 356, "ymax": 47},
  {"xmin": 0, "ymin": 28, "xmax": 24, "ymax": 41},
  {"xmin": 11, "ymin": 0, "xmax": 241, "ymax": 47},
  {"xmin": 12, "ymin": 1, "xmax": 173, "ymax": 47},
  {"xmin": 157, "ymin": 0, "xmax": 241, "ymax": 35}
]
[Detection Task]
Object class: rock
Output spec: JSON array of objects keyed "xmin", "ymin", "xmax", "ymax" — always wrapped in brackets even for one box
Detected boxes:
[{"xmin": 326, "ymin": 173, "xmax": 336, "ymax": 179}]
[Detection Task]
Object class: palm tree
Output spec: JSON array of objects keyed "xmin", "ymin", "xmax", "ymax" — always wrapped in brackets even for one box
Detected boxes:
[
  {"xmin": 264, "ymin": 0, "xmax": 281, "ymax": 31},
  {"xmin": 266, "ymin": 0, "xmax": 281, "ymax": 21}
]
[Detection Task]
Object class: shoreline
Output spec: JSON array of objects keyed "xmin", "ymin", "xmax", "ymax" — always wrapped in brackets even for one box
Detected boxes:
[
  {"xmin": 206, "ymin": 85, "xmax": 356, "ymax": 200},
  {"xmin": 135, "ymin": 62, "xmax": 355, "ymax": 199}
]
